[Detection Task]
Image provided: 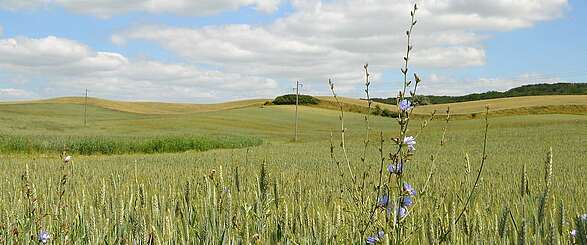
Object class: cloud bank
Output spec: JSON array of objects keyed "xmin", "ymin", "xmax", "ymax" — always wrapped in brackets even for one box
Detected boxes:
[{"xmin": 0, "ymin": 0, "xmax": 570, "ymax": 101}]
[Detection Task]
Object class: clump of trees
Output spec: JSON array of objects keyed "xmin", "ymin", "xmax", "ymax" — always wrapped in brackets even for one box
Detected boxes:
[
  {"xmin": 272, "ymin": 94, "xmax": 320, "ymax": 105},
  {"xmin": 371, "ymin": 104, "xmax": 398, "ymax": 118}
]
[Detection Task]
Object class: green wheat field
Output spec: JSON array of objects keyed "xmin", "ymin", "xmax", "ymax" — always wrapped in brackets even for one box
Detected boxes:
[{"xmin": 0, "ymin": 96, "xmax": 586, "ymax": 244}]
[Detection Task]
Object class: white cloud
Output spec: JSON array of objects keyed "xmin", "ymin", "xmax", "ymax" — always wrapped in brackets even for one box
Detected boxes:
[
  {"xmin": 0, "ymin": 0, "xmax": 571, "ymax": 100},
  {"xmin": 0, "ymin": 0, "xmax": 49, "ymax": 11},
  {"xmin": 0, "ymin": 0, "xmax": 281, "ymax": 17},
  {"xmin": 115, "ymin": 0, "xmax": 568, "ymax": 97},
  {"xmin": 0, "ymin": 36, "xmax": 91, "ymax": 66},
  {"xmin": 0, "ymin": 88, "xmax": 32, "ymax": 98},
  {"xmin": 114, "ymin": 23, "xmax": 486, "ymax": 94},
  {"xmin": 424, "ymin": 0, "xmax": 568, "ymax": 29},
  {"xmin": 0, "ymin": 36, "xmax": 278, "ymax": 102},
  {"xmin": 418, "ymin": 73, "xmax": 566, "ymax": 96}
]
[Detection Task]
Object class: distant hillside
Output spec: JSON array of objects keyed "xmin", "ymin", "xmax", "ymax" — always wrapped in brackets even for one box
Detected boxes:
[
  {"xmin": 3, "ymin": 87, "xmax": 586, "ymax": 118},
  {"xmin": 1, "ymin": 97, "xmax": 268, "ymax": 114},
  {"xmin": 371, "ymin": 83, "xmax": 587, "ymax": 105},
  {"xmin": 318, "ymin": 95, "xmax": 587, "ymax": 117}
]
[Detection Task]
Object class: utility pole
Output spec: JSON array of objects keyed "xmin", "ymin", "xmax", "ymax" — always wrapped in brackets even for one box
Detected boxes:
[
  {"xmin": 84, "ymin": 89, "xmax": 88, "ymax": 127},
  {"xmin": 294, "ymin": 81, "xmax": 303, "ymax": 142}
]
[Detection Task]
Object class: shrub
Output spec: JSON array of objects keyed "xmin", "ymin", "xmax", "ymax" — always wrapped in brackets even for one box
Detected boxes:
[
  {"xmin": 381, "ymin": 108, "xmax": 398, "ymax": 118},
  {"xmin": 370, "ymin": 104, "xmax": 398, "ymax": 118},
  {"xmin": 272, "ymin": 94, "xmax": 320, "ymax": 105},
  {"xmin": 372, "ymin": 105, "xmax": 383, "ymax": 115},
  {"xmin": 0, "ymin": 135, "xmax": 262, "ymax": 155}
]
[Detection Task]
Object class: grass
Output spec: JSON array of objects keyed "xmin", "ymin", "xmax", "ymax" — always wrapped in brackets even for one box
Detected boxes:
[
  {"xmin": 0, "ymin": 135, "xmax": 262, "ymax": 155},
  {"xmin": 10, "ymin": 94, "xmax": 587, "ymax": 117},
  {"xmin": 0, "ymin": 102, "xmax": 399, "ymax": 143},
  {"xmin": 0, "ymin": 103, "xmax": 269, "ymax": 154},
  {"xmin": 316, "ymin": 95, "xmax": 587, "ymax": 116},
  {"xmin": 413, "ymin": 95, "xmax": 587, "ymax": 115},
  {"xmin": 0, "ymin": 98, "xmax": 585, "ymax": 243},
  {"xmin": 2, "ymin": 97, "xmax": 269, "ymax": 114},
  {"xmin": 316, "ymin": 95, "xmax": 397, "ymax": 112}
]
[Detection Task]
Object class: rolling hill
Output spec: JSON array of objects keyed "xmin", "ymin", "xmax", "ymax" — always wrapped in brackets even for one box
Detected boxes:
[
  {"xmin": 0, "ymin": 96, "xmax": 268, "ymax": 114},
  {"xmin": 316, "ymin": 95, "xmax": 587, "ymax": 116},
  {"xmin": 371, "ymin": 82, "xmax": 587, "ymax": 105},
  {"xmin": 2, "ymin": 94, "xmax": 587, "ymax": 117},
  {"xmin": 412, "ymin": 95, "xmax": 587, "ymax": 115},
  {"xmin": 0, "ymin": 95, "xmax": 585, "ymax": 154}
]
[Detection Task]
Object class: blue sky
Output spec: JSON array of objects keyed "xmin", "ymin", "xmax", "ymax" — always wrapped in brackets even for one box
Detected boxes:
[{"xmin": 0, "ymin": 0, "xmax": 583, "ymax": 102}]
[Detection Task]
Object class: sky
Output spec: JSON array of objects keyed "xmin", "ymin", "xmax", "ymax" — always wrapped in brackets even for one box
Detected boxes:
[{"xmin": 0, "ymin": 0, "xmax": 585, "ymax": 102}]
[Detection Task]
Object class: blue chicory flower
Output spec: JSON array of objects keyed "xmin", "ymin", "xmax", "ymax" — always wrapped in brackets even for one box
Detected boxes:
[
  {"xmin": 570, "ymin": 229, "xmax": 577, "ymax": 237},
  {"xmin": 387, "ymin": 164, "xmax": 395, "ymax": 173},
  {"xmin": 580, "ymin": 213, "xmax": 587, "ymax": 222},
  {"xmin": 377, "ymin": 194, "xmax": 389, "ymax": 208},
  {"xmin": 403, "ymin": 136, "xmax": 416, "ymax": 152},
  {"xmin": 366, "ymin": 236, "xmax": 379, "ymax": 244},
  {"xmin": 403, "ymin": 182, "xmax": 417, "ymax": 196},
  {"xmin": 397, "ymin": 206, "xmax": 408, "ymax": 219},
  {"xmin": 366, "ymin": 230, "xmax": 385, "ymax": 244},
  {"xmin": 399, "ymin": 99, "xmax": 412, "ymax": 111},
  {"xmin": 401, "ymin": 196, "xmax": 414, "ymax": 207},
  {"xmin": 38, "ymin": 230, "xmax": 50, "ymax": 244},
  {"xmin": 387, "ymin": 162, "xmax": 403, "ymax": 175}
]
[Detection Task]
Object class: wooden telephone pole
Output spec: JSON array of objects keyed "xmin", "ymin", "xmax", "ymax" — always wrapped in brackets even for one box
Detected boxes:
[
  {"xmin": 84, "ymin": 89, "xmax": 88, "ymax": 127},
  {"xmin": 294, "ymin": 81, "xmax": 303, "ymax": 142}
]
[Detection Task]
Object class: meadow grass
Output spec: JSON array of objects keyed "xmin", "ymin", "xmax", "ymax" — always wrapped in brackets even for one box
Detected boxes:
[
  {"xmin": 0, "ymin": 135, "xmax": 262, "ymax": 155},
  {"xmin": 0, "ymin": 102, "xmax": 585, "ymax": 243},
  {"xmin": 0, "ymin": 102, "xmax": 400, "ymax": 143},
  {"xmin": 1, "ymin": 3, "xmax": 586, "ymax": 243}
]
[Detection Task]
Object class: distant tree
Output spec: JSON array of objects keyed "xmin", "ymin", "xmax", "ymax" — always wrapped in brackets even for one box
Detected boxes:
[
  {"xmin": 413, "ymin": 96, "xmax": 431, "ymax": 105},
  {"xmin": 372, "ymin": 105, "xmax": 383, "ymax": 115},
  {"xmin": 272, "ymin": 94, "xmax": 320, "ymax": 105},
  {"xmin": 381, "ymin": 108, "xmax": 398, "ymax": 118}
]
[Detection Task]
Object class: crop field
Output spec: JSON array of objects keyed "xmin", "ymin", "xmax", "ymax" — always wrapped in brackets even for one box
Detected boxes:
[
  {"xmin": 0, "ymin": 96, "xmax": 586, "ymax": 244},
  {"xmin": 2, "ymin": 0, "xmax": 587, "ymax": 244}
]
